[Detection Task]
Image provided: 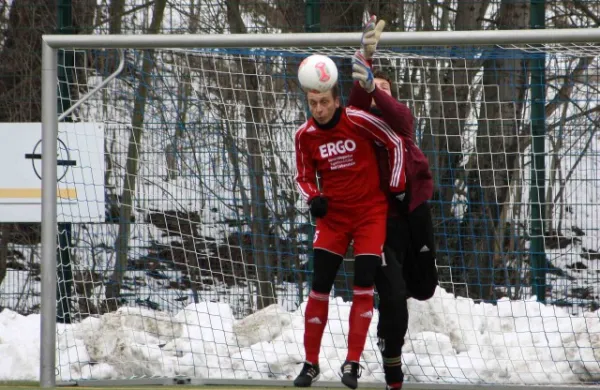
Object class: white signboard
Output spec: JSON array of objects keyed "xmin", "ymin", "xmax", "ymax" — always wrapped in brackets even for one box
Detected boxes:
[{"xmin": 0, "ymin": 122, "xmax": 105, "ymax": 223}]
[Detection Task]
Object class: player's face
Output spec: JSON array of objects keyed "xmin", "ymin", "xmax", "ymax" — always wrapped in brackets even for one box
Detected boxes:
[
  {"xmin": 307, "ymin": 90, "xmax": 340, "ymax": 125},
  {"xmin": 372, "ymin": 78, "xmax": 393, "ymax": 107}
]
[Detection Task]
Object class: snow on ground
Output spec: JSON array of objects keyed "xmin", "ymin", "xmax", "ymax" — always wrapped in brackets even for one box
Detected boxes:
[{"xmin": 2, "ymin": 286, "xmax": 600, "ymax": 385}]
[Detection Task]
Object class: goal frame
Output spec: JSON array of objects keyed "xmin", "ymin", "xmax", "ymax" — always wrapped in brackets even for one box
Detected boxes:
[{"xmin": 39, "ymin": 29, "xmax": 600, "ymax": 389}]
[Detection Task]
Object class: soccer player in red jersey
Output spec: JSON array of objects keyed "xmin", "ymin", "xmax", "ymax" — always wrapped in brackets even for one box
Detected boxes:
[
  {"xmin": 293, "ymin": 79, "xmax": 407, "ymax": 388},
  {"xmin": 347, "ymin": 15, "xmax": 440, "ymax": 390}
]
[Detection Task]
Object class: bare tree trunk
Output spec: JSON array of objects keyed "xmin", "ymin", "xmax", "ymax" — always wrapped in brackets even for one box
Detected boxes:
[
  {"xmin": 226, "ymin": 0, "xmax": 276, "ymax": 310},
  {"xmin": 464, "ymin": 0, "xmax": 529, "ymax": 300},
  {"xmin": 0, "ymin": 225, "xmax": 9, "ymax": 288},
  {"xmin": 106, "ymin": 0, "xmax": 167, "ymax": 310},
  {"xmin": 72, "ymin": 0, "xmax": 97, "ymax": 34},
  {"xmin": 166, "ymin": 0, "xmax": 202, "ymax": 181},
  {"xmin": 410, "ymin": 0, "xmax": 491, "ymax": 298},
  {"xmin": 545, "ymin": 101, "xmax": 569, "ymax": 228},
  {"xmin": 108, "ymin": 0, "xmax": 126, "ymax": 34},
  {"xmin": 430, "ymin": 0, "xmax": 491, "ymax": 217},
  {"xmin": 0, "ymin": 0, "xmax": 55, "ymax": 123}
]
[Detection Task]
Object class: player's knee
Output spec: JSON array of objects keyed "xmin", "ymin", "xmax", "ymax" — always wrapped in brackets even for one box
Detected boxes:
[
  {"xmin": 353, "ymin": 255, "xmax": 380, "ymax": 287},
  {"xmin": 311, "ymin": 249, "xmax": 343, "ymax": 294}
]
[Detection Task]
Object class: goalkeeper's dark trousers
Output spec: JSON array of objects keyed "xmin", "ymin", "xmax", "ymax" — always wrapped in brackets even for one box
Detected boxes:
[
  {"xmin": 401, "ymin": 201, "xmax": 439, "ymax": 301},
  {"xmin": 374, "ymin": 217, "xmax": 408, "ymax": 388},
  {"xmin": 374, "ymin": 201, "xmax": 439, "ymax": 387}
]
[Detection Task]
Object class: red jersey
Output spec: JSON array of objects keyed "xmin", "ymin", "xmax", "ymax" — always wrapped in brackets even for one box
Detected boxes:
[
  {"xmin": 295, "ymin": 107, "xmax": 406, "ymax": 210},
  {"xmin": 348, "ymin": 81, "xmax": 434, "ymax": 213}
]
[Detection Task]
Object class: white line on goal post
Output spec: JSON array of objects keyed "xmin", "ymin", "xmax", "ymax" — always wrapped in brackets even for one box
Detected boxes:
[{"xmin": 39, "ymin": 29, "xmax": 600, "ymax": 389}]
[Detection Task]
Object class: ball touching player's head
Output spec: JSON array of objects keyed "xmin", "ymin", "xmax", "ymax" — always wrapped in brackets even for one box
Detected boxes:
[
  {"xmin": 298, "ymin": 54, "xmax": 338, "ymax": 92},
  {"xmin": 298, "ymin": 54, "xmax": 341, "ymax": 125}
]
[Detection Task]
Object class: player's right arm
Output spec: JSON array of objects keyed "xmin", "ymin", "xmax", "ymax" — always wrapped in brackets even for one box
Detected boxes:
[
  {"xmin": 294, "ymin": 124, "xmax": 320, "ymax": 203},
  {"xmin": 295, "ymin": 125, "xmax": 329, "ymax": 218}
]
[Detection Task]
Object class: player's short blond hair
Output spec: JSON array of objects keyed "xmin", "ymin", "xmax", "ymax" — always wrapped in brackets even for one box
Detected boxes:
[{"xmin": 329, "ymin": 84, "xmax": 340, "ymax": 99}]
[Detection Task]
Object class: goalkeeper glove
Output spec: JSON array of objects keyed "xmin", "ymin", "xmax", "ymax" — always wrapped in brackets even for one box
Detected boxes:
[
  {"xmin": 361, "ymin": 15, "xmax": 386, "ymax": 60},
  {"xmin": 352, "ymin": 50, "xmax": 375, "ymax": 93},
  {"xmin": 309, "ymin": 196, "xmax": 328, "ymax": 218}
]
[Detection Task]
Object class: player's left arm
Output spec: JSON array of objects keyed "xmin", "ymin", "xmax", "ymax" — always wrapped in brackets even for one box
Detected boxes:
[
  {"xmin": 352, "ymin": 52, "xmax": 414, "ymax": 141},
  {"xmin": 346, "ymin": 107, "xmax": 406, "ymax": 194},
  {"xmin": 348, "ymin": 51, "xmax": 373, "ymax": 110},
  {"xmin": 348, "ymin": 15, "xmax": 384, "ymax": 110},
  {"xmin": 371, "ymin": 89, "xmax": 415, "ymax": 141}
]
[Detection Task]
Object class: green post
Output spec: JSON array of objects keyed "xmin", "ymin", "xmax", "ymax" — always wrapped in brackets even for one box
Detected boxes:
[
  {"xmin": 56, "ymin": 0, "xmax": 75, "ymax": 323},
  {"xmin": 305, "ymin": 0, "xmax": 320, "ymax": 33},
  {"xmin": 529, "ymin": 0, "xmax": 546, "ymax": 302}
]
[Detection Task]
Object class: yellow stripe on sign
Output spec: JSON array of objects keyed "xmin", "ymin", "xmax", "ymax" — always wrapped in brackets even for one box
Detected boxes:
[{"xmin": 0, "ymin": 188, "xmax": 77, "ymax": 199}]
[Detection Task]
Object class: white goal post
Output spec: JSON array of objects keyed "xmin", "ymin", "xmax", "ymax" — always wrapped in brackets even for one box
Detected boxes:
[{"xmin": 40, "ymin": 29, "xmax": 600, "ymax": 389}]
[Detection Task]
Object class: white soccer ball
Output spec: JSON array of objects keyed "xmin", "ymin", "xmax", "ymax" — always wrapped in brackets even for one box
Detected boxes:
[{"xmin": 298, "ymin": 54, "xmax": 338, "ymax": 93}]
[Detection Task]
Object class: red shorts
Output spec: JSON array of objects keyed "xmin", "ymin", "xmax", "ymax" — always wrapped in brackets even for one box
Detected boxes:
[{"xmin": 313, "ymin": 204, "xmax": 387, "ymax": 257}]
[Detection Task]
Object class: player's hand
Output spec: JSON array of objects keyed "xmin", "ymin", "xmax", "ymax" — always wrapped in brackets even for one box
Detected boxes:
[
  {"xmin": 309, "ymin": 196, "xmax": 328, "ymax": 218},
  {"xmin": 361, "ymin": 15, "xmax": 386, "ymax": 60},
  {"xmin": 352, "ymin": 50, "xmax": 375, "ymax": 93}
]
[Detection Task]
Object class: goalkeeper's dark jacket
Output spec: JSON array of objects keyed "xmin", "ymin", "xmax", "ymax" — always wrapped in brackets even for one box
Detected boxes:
[{"xmin": 348, "ymin": 81, "xmax": 433, "ymax": 214}]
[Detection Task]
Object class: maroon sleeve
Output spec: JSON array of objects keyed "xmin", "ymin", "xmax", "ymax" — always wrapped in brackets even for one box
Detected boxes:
[
  {"xmin": 348, "ymin": 81, "xmax": 372, "ymax": 111},
  {"xmin": 371, "ymin": 88, "xmax": 415, "ymax": 140}
]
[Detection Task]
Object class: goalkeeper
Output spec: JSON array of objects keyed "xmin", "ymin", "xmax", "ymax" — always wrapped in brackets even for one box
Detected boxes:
[
  {"xmin": 348, "ymin": 15, "xmax": 440, "ymax": 390},
  {"xmin": 294, "ymin": 79, "xmax": 407, "ymax": 389}
]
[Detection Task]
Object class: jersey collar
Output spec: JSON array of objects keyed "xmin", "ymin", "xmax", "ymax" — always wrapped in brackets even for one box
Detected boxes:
[{"xmin": 314, "ymin": 107, "xmax": 342, "ymax": 130}]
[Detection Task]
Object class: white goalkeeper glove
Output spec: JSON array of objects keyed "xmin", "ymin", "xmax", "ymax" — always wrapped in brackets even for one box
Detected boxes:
[
  {"xmin": 352, "ymin": 50, "xmax": 375, "ymax": 93},
  {"xmin": 361, "ymin": 15, "xmax": 386, "ymax": 60}
]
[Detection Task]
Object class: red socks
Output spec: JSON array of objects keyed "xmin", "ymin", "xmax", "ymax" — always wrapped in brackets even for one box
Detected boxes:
[
  {"xmin": 304, "ymin": 287, "xmax": 374, "ymax": 364},
  {"xmin": 303, "ymin": 290, "xmax": 329, "ymax": 364},
  {"xmin": 346, "ymin": 286, "xmax": 374, "ymax": 362}
]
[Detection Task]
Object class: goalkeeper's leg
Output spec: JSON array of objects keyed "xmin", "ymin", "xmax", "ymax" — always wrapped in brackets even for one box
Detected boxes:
[{"xmin": 375, "ymin": 218, "xmax": 409, "ymax": 390}]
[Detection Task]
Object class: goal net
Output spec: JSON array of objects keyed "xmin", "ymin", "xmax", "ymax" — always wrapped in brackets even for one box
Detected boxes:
[{"xmin": 43, "ymin": 33, "xmax": 600, "ymax": 387}]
